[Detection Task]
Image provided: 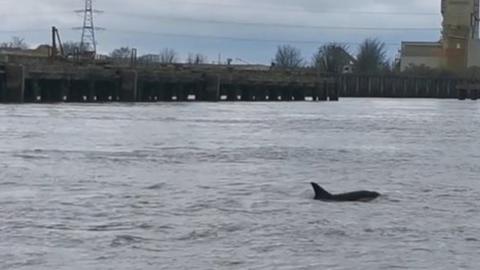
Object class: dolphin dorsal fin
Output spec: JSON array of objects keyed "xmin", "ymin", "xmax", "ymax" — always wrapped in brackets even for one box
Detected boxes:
[{"xmin": 311, "ymin": 183, "xmax": 333, "ymax": 200}]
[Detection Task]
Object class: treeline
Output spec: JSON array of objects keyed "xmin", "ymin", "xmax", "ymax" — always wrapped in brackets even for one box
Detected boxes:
[
  {"xmin": 60, "ymin": 43, "xmax": 204, "ymax": 65},
  {"xmin": 0, "ymin": 38, "xmax": 209, "ymax": 65},
  {"xmin": 108, "ymin": 46, "xmax": 209, "ymax": 65},
  {"xmin": 3, "ymin": 36, "xmax": 477, "ymax": 77},
  {"xmin": 272, "ymin": 39, "xmax": 480, "ymax": 78},
  {"xmin": 0, "ymin": 37, "xmax": 29, "ymax": 50},
  {"xmin": 272, "ymin": 38, "xmax": 395, "ymax": 75}
]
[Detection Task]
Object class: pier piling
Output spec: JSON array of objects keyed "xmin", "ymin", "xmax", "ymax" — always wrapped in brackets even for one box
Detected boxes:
[
  {"xmin": 4, "ymin": 60, "xmax": 479, "ymax": 103},
  {"xmin": 203, "ymin": 75, "xmax": 220, "ymax": 101},
  {"xmin": 119, "ymin": 70, "xmax": 138, "ymax": 102},
  {"xmin": 5, "ymin": 64, "xmax": 25, "ymax": 103}
]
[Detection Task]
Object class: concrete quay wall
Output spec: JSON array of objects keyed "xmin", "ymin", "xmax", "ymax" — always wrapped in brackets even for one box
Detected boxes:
[
  {"xmin": 1, "ymin": 62, "xmax": 477, "ymax": 103},
  {"xmin": 0, "ymin": 64, "xmax": 339, "ymax": 103}
]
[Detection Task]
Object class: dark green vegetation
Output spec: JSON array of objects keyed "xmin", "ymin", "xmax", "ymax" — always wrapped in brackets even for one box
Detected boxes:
[{"xmin": 273, "ymin": 38, "xmax": 393, "ymax": 75}]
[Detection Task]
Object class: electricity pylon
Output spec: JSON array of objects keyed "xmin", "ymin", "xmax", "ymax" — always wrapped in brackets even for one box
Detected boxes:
[{"xmin": 75, "ymin": 0, "xmax": 103, "ymax": 56}]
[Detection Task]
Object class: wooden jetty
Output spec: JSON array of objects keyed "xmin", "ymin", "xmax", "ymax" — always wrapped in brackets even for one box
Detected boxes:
[
  {"xmin": 0, "ymin": 57, "xmax": 478, "ymax": 103},
  {"xmin": 456, "ymin": 83, "xmax": 480, "ymax": 100},
  {"xmin": 0, "ymin": 62, "xmax": 339, "ymax": 103},
  {"xmin": 338, "ymin": 75, "xmax": 469, "ymax": 99}
]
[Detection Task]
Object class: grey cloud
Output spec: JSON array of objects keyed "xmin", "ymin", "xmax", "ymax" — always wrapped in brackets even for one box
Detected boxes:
[{"xmin": 1, "ymin": 0, "xmax": 441, "ymax": 63}]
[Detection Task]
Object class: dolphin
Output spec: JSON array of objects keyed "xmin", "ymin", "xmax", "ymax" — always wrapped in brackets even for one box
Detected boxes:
[{"xmin": 310, "ymin": 182, "xmax": 380, "ymax": 202}]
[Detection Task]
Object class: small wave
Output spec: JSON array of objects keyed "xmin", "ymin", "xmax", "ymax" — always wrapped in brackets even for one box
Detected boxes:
[
  {"xmin": 87, "ymin": 222, "xmax": 151, "ymax": 232},
  {"xmin": 0, "ymin": 181, "xmax": 17, "ymax": 186},
  {"xmin": 41, "ymin": 224, "xmax": 75, "ymax": 231},
  {"xmin": 251, "ymin": 243, "xmax": 286, "ymax": 253},
  {"xmin": 324, "ymin": 228, "xmax": 348, "ymax": 237},
  {"xmin": 12, "ymin": 154, "xmax": 49, "ymax": 160},
  {"xmin": 146, "ymin": 183, "xmax": 165, "ymax": 190},
  {"xmin": 156, "ymin": 225, "xmax": 174, "ymax": 231},
  {"xmin": 183, "ymin": 203, "xmax": 213, "ymax": 213},
  {"xmin": 110, "ymin": 235, "xmax": 148, "ymax": 247},
  {"xmin": 384, "ymin": 265, "xmax": 410, "ymax": 269},
  {"xmin": 176, "ymin": 229, "xmax": 219, "ymax": 241},
  {"xmin": 216, "ymin": 260, "xmax": 245, "ymax": 267},
  {"xmin": 410, "ymin": 248, "xmax": 432, "ymax": 252},
  {"xmin": 198, "ymin": 185, "xmax": 214, "ymax": 190},
  {"xmin": 217, "ymin": 223, "xmax": 245, "ymax": 234},
  {"xmin": 435, "ymin": 194, "xmax": 455, "ymax": 198},
  {"xmin": 308, "ymin": 219, "xmax": 330, "ymax": 226}
]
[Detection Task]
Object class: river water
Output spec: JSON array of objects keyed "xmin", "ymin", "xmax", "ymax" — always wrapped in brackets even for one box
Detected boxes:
[{"xmin": 0, "ymin": 99, "xmax": 479, "ymax": 270}]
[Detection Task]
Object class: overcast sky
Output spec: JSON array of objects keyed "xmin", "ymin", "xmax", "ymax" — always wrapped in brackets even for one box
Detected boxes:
[{"xmin": 0, "ymin": 0, "xmax": 442, "ymax": 64}]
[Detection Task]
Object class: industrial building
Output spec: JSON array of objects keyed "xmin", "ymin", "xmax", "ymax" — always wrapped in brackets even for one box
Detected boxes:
[{"xmin": 401, "ymin": 0, "xmax": 480, "ymax": 72}]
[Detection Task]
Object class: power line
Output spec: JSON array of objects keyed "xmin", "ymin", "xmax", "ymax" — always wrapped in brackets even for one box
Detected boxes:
[
  {"xmin": 0, "ymin": 20, "xmax": 440, "ymax": 34},
  {"xmin": 106, "ymin": 12, "xmax": 440, "ymax": 32},
  {"xmin": 0, "ymin": 27, "xmax": 434, "ymax": 47},
  {"xmin": 0, "ymin": 9, "xmax": 440, "ymax": 18},
  {"xmin": 0, "ymin": 29, "xmax": 47, "ymax": 33},
  {"xmin": 0, "ymin": 0, "xmax": 440, "ymax": 16},
  {"xmin": 106, "ymin": 28, "xmax": 404, "ymax": 47},
  {"xmin": 74, "ymin": 0, "xmax": 103, "ymax": 55},
  {"xmin": 160, "ymin": 0, "xmax": 440, "ymax": 16},
  {"xmin": 0, "ymin": 9, "xmax": 440, "ymax": 32}
]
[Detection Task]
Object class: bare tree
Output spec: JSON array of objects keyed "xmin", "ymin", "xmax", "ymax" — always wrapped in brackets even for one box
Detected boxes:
[
  {"xmin": 355, "ymin": 38, "xmax": 387, "ymax": 74},
  {"xmin": 110, "ymin": 47, "xmax": 132, "ymax": 59},
  {"xmin": 274, "ymin": 45, "xmax": 304, "ymax": 69},
  {"xmin": 138, "ymin": 54, "xmax": 160, "ymax": 64},
  {"xmin": 159, "ymin": 48, "xmax": 178, "ymax": 64},
  {"xmin": 62, "ymin": 41, "xmax": 87, "ymax": 56},
  {"xmin": 0, "ymin": 36, "xmax": 29, "ymax": 50},
  {"xmin": 313, "ymin": 43, "xmax": 353, "ymax": 74},
  {"xmin": 187, "ymin": 53, "xmax": 208, "ymax": 65}
]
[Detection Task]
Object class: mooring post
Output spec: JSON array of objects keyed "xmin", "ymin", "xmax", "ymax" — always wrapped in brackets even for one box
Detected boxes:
[
  {"xmin": 414, "ymin": 79, "xmax": 419, "ymax": 97},
  {"xmin": 31, "ymin": 79, "xmax": 41, "ymax": 102},
  {"xmin": 255, "ymin": 85, "xmax": 267, "ymax": 101},
  {"xmin": 87, "ymin": 80, "xmax": 96, "ymax": 102},
  {"xmin": 458, "ymin": 88, "xmax": 467, "ymax": 100},
  {"xmin": 342, "ymin": 76, "xmax": 348, "ymax": 97},
  {"xmin": 224, "ymin": 84, "xmax": 235, "ymax": 101},
  {"xmin": 328, "ymin": 78, "xmax": 339, "ymax": 101},
  {"xmin": 289, "ymin": 83, "xmax": 301, "ymax": 101},
  {"xmin": 425, "ymin": 79, "xmax": 430, "ymax": 97},
  {"xmin": 156, "ymin": 83, "xmax": 169, "ymax": 101},
  {"xmin": 367, "ymin": 76, "xmax": 372, "ymax": 96},
  {"xmin": 317, "ymin": 81, "xmax": 327, "ymax": 101},
  {"xmin": 391, "ymin": 78, "xmax": 397, "ymax": 97},
  {"xmin": 280, "ymin": 85, "xmax": 288, "ymax": 101},
  {"xmin": 241, "ymin": 85, "xmax": 253, "ymax": 101},
  {"xmin": 174, "ymin": 83, "xmax": 186, "ymax": 101},
  {"xmin": 472, "ymin": 89, "xmax": 478, "ymax": 100},
  {"xmin": 119, "ymin": 69, "xmax": 138, "ymax": 102},
  {"xmin": 60, "ymin": 80, "xmax": 70, "ymax": 102},
  {"xmin": 355, "ymin": 76, "xmax": 360, "ymax": 96},
  {"xmin": 436, "ymin": 80, "xmax": 441, "ymax": 97},
  {"xmin": 0, "ymin": 74, "xmax": 5, "ymax": 102},
  {"xmin": 380, "ymin": 77, "xmax": 385, "ymax": 97},
  {"xmin": 204, "ymin": 75, "xmax": 220, "ymax": 101},
  {"xmin": 446, "ymin": 80, "xmax": 452, "ymax": 98},
  {"xmin": 135, "ymin": 80, "xmax": 145, "ymax": 102},
  {"xmin": 5, "ymin": 64, "xmax": 25, "ymax": 103}
]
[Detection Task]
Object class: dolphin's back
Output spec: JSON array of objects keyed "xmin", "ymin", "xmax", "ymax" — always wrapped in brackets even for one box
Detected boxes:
[
  {"xmin": 330, "ymin": 191, "xmax": 380, "ymax": 202},
  {"xmin": 310, "ymin": 182, "xmax": 380, "ymax": 202},
  {"xmin": 310, "ymin": 182, "xmax": 333, "ymax": 200}
]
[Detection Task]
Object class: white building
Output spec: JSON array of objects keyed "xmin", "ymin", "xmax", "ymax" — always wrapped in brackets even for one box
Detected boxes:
[{"xmin": 401, "ymin": 0, "xmax": 480, "ymax": 72}]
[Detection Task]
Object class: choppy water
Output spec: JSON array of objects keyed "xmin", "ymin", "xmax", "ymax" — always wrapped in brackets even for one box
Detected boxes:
[{"xmin": 1, "ymin": 99, "xmax": 480, "ymax": 270}]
